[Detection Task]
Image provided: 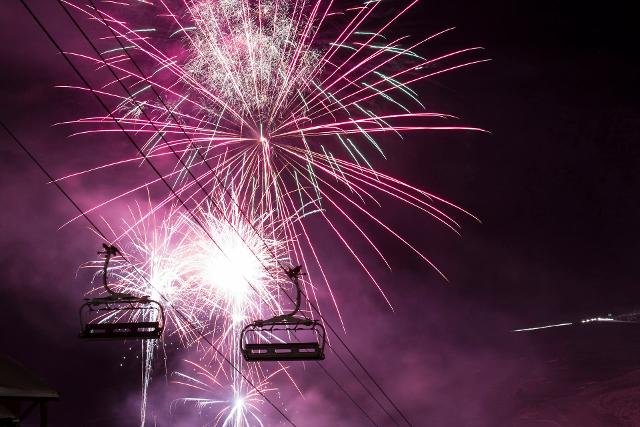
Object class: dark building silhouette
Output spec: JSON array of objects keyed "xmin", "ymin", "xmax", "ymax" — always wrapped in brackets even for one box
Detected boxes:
[{"xmin": 0, "ymin": 355, "xmax": 58, "ymax": 426}]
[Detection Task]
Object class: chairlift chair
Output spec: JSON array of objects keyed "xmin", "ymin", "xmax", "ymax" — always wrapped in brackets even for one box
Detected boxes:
[
  {"xmin": 79, "ymin": 244, "xmax": 165, "ymax": 340},
  {"xmin": 240, "ymin": 265, "xmax": 326, "ymax": 361}
]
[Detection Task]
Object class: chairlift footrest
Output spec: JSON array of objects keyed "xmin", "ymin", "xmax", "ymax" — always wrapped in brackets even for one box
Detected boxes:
[{"xmin": 242, "ymin": 342, "xmax": 324, "ymax": 361}]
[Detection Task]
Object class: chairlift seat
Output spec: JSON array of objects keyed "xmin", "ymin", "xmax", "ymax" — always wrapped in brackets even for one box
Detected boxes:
[
  {"xmin": 240, "ymin": 318, "xmax": 326, "ymax": 362},
  {"xmin": 79, "ymin": 297, "xmax": 165, "ymax": 341},
  {"xmin": 78, "ymin": 244, "xmax": 166, "ymax": 341},
  {"xmin": 239, "ymin": 264, "xmax": 326, "ymax": 362}
]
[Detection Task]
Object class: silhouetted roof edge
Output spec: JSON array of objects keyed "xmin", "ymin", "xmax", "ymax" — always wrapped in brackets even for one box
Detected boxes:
[
  {"xmin": 0, "ymin": 403, "xmax": 17, "ymax": 420},
  {"xmin": 0, "ymin": 354, "xmax": 59, "ymax": 400}
]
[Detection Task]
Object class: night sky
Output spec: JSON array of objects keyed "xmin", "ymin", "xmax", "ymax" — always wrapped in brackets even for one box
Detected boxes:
[{"xmin": 1, "ymin": 1, "xmax": 640, "ymax": 426}]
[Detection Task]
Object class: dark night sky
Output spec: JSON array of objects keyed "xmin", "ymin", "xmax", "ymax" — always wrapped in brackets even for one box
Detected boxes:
[{"xmin": 1, "ymin": 1, "xmax": 640, "ymax": 426}]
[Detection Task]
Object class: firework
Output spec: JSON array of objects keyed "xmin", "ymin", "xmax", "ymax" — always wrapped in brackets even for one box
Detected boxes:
[
  {"xmin": 63, "ymin": 0, "xmax": 486, "ymax": 302},
  {"xmin": 58, "ymin": 0, "xmax": 486, "ymax": 424}
]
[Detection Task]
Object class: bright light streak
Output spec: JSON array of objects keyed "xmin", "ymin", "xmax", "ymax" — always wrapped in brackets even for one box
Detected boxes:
[{"xmin": 512, "ymin": 322, "xmax": 574, "ymax": 332}]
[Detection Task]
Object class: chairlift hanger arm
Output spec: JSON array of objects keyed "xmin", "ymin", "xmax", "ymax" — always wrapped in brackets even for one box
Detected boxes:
[
  {"xmin": 98, "ymin": 244, "xmax": 133, "ymax": 298},
  {"xmin": 260, "ymin": 265, "xmax": 305, "ymax": 323},
  {"xmin": 283, "ymin": 265, "xmax": 304, "ymax": 317}
]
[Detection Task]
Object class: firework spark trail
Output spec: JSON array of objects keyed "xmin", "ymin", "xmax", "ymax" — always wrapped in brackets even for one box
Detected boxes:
[
  {"xmin": 56, "ymin": 0, "xmax": 487, "ymax": 424},
  {"xmin": 173, "ymin": 359, "xmax": 287, "ymax": 427}
]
